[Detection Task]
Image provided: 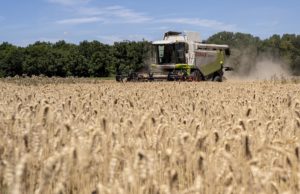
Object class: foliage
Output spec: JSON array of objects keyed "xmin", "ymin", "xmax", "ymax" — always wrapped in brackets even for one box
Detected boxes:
[{"xmin": 0, "ymin": 40, "xmax": 151, "ymax": 77}]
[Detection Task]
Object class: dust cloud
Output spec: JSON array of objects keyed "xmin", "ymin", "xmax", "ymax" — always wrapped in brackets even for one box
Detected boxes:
[
  {"xmin": 226, "ymin": 59, "xmax": 291, "ymax": 81},
  {"xmin": 247, "ymin": 60, "xmax": 290, "ymax": 80}
]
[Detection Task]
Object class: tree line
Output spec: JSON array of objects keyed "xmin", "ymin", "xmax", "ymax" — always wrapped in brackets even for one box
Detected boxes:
[
  {"xmin": 0, "ymin": 32, "xmax": 300, "ymax": 77},
  {"xmin": 0, "ymin": 40, "xmax": 151, "ymax": 77}
]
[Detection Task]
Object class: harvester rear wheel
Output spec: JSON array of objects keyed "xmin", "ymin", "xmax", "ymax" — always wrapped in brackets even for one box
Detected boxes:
[{"xmin": 213, "ymin": 75, "xmax": 222, "ymax": 82}]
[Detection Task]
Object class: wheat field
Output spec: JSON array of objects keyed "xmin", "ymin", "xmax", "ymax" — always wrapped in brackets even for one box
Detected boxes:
[{"xmin": 1, "ymin": 77, "xmax": 300, "ymax": 194}]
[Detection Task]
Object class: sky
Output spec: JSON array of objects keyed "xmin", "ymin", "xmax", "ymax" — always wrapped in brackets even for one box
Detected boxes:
[{"xmin": 0, "ymin": 0, "xmax": 299, "ymax": 46}]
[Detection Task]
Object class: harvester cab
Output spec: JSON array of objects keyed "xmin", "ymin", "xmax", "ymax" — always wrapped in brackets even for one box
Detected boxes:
[{"xmin": 116, "ymin": 31, "xmax": 233, "ymax": 82}]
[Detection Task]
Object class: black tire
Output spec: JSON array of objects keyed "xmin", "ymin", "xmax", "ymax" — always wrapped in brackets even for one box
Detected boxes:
[
  {"xmin": 213, "ymin": 75, "xmax": 222, "ymax": 82},
  {"xmin": 191, "ymin": 70, "xmax": 202, "ymax": 81},
  {"xmin": 167, "ymin": 72, "xmax": 174, "ymax": 81},
  {"xmin": 116, "ymin": 74, "xmax": 123, "ymax": 82}
]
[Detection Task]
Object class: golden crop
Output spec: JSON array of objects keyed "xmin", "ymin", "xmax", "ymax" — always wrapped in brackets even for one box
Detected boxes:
[{"xmin": 0, "ymin": 77, "xmax": 300, "ymax": 194}]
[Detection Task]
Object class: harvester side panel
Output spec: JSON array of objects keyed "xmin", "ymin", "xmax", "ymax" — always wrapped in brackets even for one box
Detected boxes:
[{"xmin": 195, "ymin": 50, "xmax": 224, "ymax": 76}]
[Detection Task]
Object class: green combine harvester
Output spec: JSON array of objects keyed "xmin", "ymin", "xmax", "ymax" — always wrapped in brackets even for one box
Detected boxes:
[{"xmin": 116, "ymin": 31, "xmax": 233, "ymax": 82}]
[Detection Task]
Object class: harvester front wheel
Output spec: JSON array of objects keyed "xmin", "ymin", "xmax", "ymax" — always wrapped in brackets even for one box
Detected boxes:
[{"xmin": 191, "ymin": 70, "xmax": 202, "ymax": 81}]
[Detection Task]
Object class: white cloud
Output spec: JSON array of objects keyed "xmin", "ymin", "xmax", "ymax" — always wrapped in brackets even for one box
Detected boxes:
[
  {"xmin": 78, "ymin": 5, "xmax": 152, "ymax": 24},
  {"xmin": 47, "ymin": 0, "xmax": 90, "ymax": 6},
  {"xmin": 56, "ymin": 5, "xmax": 152, "ymax": 25},
  {"xmin": 105, "ymin": 6, "xmax": 151, "ymax": 23},
  {"xmin": 160, "ymin": 18, "xmax": 236, "ymax": 31},
  {"xmin": 48, "ymin": 0, "xmax": 152, "ymax": 24},
  {"xmin": 56, "ymin": 17, "xmax": 104, "ymax": 24},
  {"xmin": 77, "ymin": 7, "xmax": 105, "ymax": 16},
  {"xmin": 51, "ymin": 1, "xmax": 236, "ymax": 31}
]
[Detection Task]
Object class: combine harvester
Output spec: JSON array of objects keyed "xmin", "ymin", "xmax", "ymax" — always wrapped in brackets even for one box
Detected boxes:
[{"xmin": 116, "ymin": 31, "xmax": 233, "ymax": 82}]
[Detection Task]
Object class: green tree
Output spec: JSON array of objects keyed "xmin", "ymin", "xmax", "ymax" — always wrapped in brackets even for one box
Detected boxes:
[
  {"xmin": 23, "ymin": 41, "xmax": 53, "ymax": 76},
  {"xmin": 290, "ymin": 35, "xmax": 300, "ymax": 75},
  {"xmin": 0, "ymin": 42, "xmax": 24, "ymax": 77},
  {"xmin": 113, "ymin": 40, "xmax": 151, "ymax": 74},
  {"xmin": 89, "ymin": 51, "xmax": 110, "ymax": 77}
]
